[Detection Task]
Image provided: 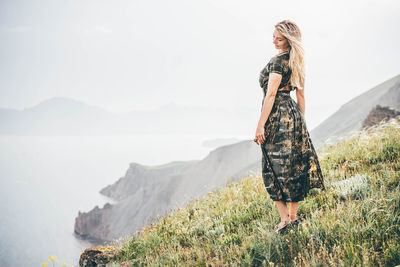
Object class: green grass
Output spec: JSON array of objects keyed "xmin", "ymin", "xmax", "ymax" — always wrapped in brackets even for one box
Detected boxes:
[{"xmin": 109, "ymin": 120, "xmax": 400, "ymax": 266}]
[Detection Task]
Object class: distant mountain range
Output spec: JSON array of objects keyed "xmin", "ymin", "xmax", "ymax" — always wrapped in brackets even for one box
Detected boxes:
[
  {"xmin": 2, "ymin": 74, "xmax": 399, "ymax": 145},
  {"xmin": 74, "ymin": 74, "xmax": 400, "ymax": 243},
  {"xmin": 0, "ymin": 97, "xmax": 258, "ymax": 135}
]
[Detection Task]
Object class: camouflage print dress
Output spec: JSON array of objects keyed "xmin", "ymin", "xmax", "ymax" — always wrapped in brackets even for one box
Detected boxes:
[{"xmin": 258, "ymin": 51, "xmax": 326, "ymax": 202}]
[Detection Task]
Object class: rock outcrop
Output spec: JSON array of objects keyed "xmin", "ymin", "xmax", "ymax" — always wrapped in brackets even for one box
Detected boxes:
[
  {"xmin": 79, "ymin": 246, "xmax": 118, "ymax": 267},
  {"xmin": 361, "ymin": 104, "xmax": 400, "ymax": 129}
]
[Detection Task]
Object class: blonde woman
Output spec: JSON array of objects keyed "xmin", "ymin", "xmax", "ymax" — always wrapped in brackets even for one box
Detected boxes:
[{"xmin": 255, "ymin": 20, "xmax": 326, "ymax": 234}]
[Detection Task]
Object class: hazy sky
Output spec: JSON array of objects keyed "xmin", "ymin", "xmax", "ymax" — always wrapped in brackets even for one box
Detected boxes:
[{"xmin": 1, "ymin": 0, "xmax": 399, "ymax": 130}]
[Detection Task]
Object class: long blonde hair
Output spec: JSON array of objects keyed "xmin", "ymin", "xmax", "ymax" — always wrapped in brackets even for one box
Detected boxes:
[{"xmin": 274, "ymin": 20, "xmax": 305, "ymax": 90}]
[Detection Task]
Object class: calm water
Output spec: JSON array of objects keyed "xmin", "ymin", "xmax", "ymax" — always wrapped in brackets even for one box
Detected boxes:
[{"xmin": 0, "ymin": 134, "xmax": 248, "ymax": 267}]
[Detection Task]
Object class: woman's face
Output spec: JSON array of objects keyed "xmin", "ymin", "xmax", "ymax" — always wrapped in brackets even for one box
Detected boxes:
[{"xmin": 273, "ymin": 29, "xmax": 289, "ymax": 51}]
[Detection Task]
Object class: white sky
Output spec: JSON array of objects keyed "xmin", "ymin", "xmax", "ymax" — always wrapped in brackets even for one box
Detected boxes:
[{"xmin": 0, "ymin": 0, "xmax": 399, "ymax": 130}]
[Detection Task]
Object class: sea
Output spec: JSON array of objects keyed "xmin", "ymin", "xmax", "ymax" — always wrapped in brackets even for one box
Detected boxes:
[{"xmin": 0, "ymin": 134, "xmax": 249, "ymax": 267}]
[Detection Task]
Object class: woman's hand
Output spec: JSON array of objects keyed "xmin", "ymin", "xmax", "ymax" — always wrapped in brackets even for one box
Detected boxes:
[{"xmin": 254, "ymin": 125, "xmax": 266, "ymax": 145}]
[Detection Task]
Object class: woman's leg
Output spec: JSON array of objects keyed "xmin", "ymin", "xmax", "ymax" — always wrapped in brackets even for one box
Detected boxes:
[
  {"xmin": 274, "ymin": 200, "xmax": 290, "ymax": 227},
  {"xmin": 289, "ymin": 202, "xmax": 299, "ymax": 221}
]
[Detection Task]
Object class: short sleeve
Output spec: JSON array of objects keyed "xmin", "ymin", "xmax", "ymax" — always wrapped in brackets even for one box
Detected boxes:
[{"xmin": 269, "ymin": 57, "xmax": 284, "ymax": 75}]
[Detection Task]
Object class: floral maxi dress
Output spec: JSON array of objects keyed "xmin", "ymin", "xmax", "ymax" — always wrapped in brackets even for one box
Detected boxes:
[{"xmin": 258, "ymin": 51, "xmax": 326, "ymax": 202}]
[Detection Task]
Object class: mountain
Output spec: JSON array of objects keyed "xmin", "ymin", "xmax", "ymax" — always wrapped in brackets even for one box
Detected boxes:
[
  {"xmin": 0, "ymin": 97, "xmax": 258, "ymax": 135},
  {"xmin": 310, "ymin": 74, "xmax": 400, "ymax": 151},
  {"xmin": 0, "ymin": 97, "xmax": 113, "ymax": 135},
  {"xmin": 4, "ymin": 74, "xmax": 399, "ymax": 139}
]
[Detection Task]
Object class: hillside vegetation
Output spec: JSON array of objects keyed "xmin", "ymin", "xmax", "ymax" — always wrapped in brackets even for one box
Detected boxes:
[{"xmin": 108, "ymin": 118, "xmax": 400, "ymax": 266}]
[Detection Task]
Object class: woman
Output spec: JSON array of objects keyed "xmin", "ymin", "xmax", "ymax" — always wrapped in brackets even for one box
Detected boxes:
[{"xmin": 254, "ymin": 20, "xmax": 326, "ymax": 234}]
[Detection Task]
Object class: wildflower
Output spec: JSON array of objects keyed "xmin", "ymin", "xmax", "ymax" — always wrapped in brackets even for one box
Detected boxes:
[{"xmin": 48, "ymin": 256, "xmax": 59, "ymax": 262}]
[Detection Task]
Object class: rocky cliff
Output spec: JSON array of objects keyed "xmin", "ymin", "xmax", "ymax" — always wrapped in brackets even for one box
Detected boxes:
[{"xmin": 74, "ymin": 140, "xmax": 261, "ymax": 242}]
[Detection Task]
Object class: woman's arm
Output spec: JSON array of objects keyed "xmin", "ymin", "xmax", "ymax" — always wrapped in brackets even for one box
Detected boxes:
[
  {"xmin": 258, "ymin": 73, "xmax": 281, "ymax": 128},
  {"xmin": 295, "ymin": 81, "xmax": 305, "ymax": 115},
  {"xmin": 255, "ymin": 72, "xmax": 282, "ymax": 144}
]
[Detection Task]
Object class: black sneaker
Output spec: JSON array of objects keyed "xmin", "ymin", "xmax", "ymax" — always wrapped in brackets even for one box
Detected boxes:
[
  {"xmin": 288, "ymin": 219, "xmax": 301, "ymax": 227},
  {"xmin": 275, "ymin": 222, "xmax": 290, "ymax": 234}
]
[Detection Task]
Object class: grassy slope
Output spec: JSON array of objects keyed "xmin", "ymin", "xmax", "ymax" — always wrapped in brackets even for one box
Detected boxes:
[{"xmin": 109, "ymin": 118, "xmax": 400, "ymax": 267}]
